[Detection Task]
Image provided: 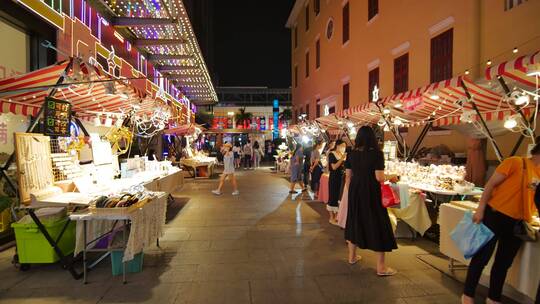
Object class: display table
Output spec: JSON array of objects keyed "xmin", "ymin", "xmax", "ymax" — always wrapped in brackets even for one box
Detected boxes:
[
  {"xmin": 317, "ymin": 173, "xmax": 329, "ymax": 203},
  {"xmin": 140, "ymin": 170, "xmax": 183, "ymax": 193},
  {"xmin": 390, "ymin": 191, "xmax": 432, "ymax": 236},
  {"xmin": 70, "ymin": 192, "xmax": 167, "ymax": 283},
  {"xmin": 180, "ymin": 158, "xmax": 216, "ymax": 178},
  {"xmin": 439, "ymin": 203, "xmax": 539, "ymax": 301}
]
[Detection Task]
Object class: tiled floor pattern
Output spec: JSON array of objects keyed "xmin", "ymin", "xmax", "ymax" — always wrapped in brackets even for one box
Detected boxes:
[{"xmin": 0, "ymin": 168, "xmax": 487, "ymax": 303}]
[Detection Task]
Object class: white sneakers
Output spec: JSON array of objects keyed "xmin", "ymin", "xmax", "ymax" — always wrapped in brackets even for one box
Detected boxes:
[{"xmin": 212, "ymin": 190, "xmax": 240, "ymax": 196}]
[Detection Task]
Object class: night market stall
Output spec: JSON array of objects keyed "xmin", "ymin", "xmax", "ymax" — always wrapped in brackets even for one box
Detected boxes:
[{"xmin": 309, "ymin": 50, "xmax": 540, "ymax": 302}]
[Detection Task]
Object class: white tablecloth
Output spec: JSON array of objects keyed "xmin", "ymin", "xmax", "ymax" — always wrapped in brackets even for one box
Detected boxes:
[
  {"xmin": 439, "ymin": 203, "xmax": 540, "ymax": 301},
  {"xmin": 71, "ymin": 192, "xmax": 167, "ymax": 262},
  {"xmin": 390, "ymin": 191, "xmax": 432, "ymax": 236}
]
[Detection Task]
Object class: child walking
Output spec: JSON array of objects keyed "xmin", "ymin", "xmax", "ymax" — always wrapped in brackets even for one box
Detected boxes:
[{"xmin": 212, "ymin": 143, "xmax": 239, "ymax": 195}]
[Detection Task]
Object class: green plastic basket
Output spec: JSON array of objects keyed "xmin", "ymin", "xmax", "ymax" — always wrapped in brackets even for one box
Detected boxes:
[
  {"xmin": 12, "ymin": 217, "xmax": 76, "ymax": 264},
  {"xmin": 111, "ymin": 251, "xmax": 144, "ymax": 276}
]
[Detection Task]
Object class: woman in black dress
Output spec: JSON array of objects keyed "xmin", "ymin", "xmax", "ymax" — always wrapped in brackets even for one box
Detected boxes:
[
  {"xmin": 345, "ymin": 126, "xmax": 397, "ymax": 275},
  {"xmin": 327, "ymin": 140, "xmax": 347, "ymax": 226}
]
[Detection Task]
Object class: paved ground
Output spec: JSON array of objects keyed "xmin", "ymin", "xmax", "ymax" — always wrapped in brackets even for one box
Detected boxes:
[{"xmin": 0, "ymin": 168, "xmax": 477, "ymax": 303}]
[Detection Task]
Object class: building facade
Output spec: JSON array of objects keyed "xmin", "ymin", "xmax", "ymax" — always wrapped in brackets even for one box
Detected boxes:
[{"xmin": 286, "ymin": 0, "xmax": 540, "ymax": 159}]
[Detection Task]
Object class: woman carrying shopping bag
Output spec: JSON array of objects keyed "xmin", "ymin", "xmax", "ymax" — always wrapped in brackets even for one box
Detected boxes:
[{"xmin": 462, "ymin": 143, "xmax": 540, "ymax": 304}]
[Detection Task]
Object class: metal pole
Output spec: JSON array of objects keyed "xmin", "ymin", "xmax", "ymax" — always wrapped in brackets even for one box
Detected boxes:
[
  {"xmin": 407, "ymin": 121, "xmax": 433, "ymax": 161},
  {"xmin": 460, "ymin": 79, "xmax": 503, "ymax": 162}
]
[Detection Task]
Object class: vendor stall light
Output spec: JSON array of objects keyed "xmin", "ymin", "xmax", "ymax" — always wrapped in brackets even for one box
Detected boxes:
[
  {"xmin": 465, "ymin": 70, "xmax": 470, "ymax": 75},
  {"xmin": 383, "ymin": 124, "xmax": 390, "ymax": 132},
  {"xmin": 430, "ymin": 94, "xmax": 440, "ymax": 100},
  {"xmin": 119, "ymin": 93, "xmax": 129, "ymax": 100},
  {"xmin": 302, "ymin": 135, "xmax": 310, "ymax": 143},
  {"xmin": 486, "ymin": 59, "xmax": 492, "ymax": 66},
  {"xmin": 347, "ymin": 122, "xmax": 354, "ymax": 128},
  {"xmin": 393, "ymin": 117, "xmax": 403, "ymax": 126},
  {"xmin": 382, "ymin": 108, "xmax": 391, "ymax": 114},
  {"xmin": 504, "ymin": 115, "xmax": 519, "ymax": 129},
  {"xmin": 460, "ymin": 110, "xmax": 475, "ymax": 123},
  {"xmin": 227, "ymin": 112, "xmax": 234, "ymax": 116},
  {"xmin": 515, "ymin": 94, "xmax": 530, "ymax": 106},
  {"xmin": 377, "ymin": 118, "xmax": 386, "ymax": 126},
  {"xmin": 393, "ymin": 101, "xmax": 402, "ymax": 108},
  {"xmin": 513, "ymin": 47, "xmax": 518, "ymax": 54}
]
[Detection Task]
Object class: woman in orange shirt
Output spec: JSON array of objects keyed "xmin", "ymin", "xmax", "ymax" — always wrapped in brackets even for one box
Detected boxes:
[{"xmin": 462, "ymin": 143, "xmax": 540, "ymax": 304}]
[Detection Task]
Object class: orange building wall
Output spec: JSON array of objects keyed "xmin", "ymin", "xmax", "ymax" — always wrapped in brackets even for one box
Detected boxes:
[{"xmin": 289, "ymin": 0, "xmax": 540, "ymax": 161}]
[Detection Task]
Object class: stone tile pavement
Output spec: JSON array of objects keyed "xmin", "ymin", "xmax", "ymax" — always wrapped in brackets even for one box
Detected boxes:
[{"xmin": 0, "ymin": 168, "xmax": 496, "ymax": 303}]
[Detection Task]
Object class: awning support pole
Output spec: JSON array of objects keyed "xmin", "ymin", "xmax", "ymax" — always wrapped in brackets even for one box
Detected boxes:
[
  {"xmin": 376, "ymin": 104, "xmax": 407, "ymax": 158},
  {"xmin": 407, "ymin": 120, "xmax": 433, "ymax": 161},
  {"xmin": 496, "ymin": 75, "xmax": 536, "ymax": 156},
  {"xmin": 460, "ymin": 79, "xmax": 503, "ymax": 162},
  {"xmin": 0, "ymin": 59, "xmax": 74, "ymax": 198}
]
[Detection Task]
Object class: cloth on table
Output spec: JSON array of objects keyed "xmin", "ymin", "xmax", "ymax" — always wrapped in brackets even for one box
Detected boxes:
[
  {"xmin": 317, "ymin": 174, "xmax": 329, "ymax": 204},
  {"xmin": 72, "ymin": 193, "xmax": 167, "ymax": 262},
  {"xmin": 391, "ymin": 192, "xmax": 432, "ymax": 236}
]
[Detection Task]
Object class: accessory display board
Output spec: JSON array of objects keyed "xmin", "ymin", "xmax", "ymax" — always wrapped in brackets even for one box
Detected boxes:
[{"xmin": 14, "ymin": 133, "xmax": 55, "ymax": 205}]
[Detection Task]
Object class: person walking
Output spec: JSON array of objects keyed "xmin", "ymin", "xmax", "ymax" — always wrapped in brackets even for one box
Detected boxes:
[
  {"xmin": 233, "ymin": 142, "xmax": 242, "ymax": 169},
  {"xmin": 212, "ymin": 143, "xmax": 239, "ymax": 196},
  {"xmin": 461, "ymin": 144, "xmax": 540, "ymax": 304},
  {"xmin": 252, "ymin": 141, "xmax": 262, "ymax": 168},
  {"xmin": 243, "ymin": 140, "xmax": 253, "ymax": 170},
  {"xmin": 289, "ymin": 143, "xmax": 305, "ymax": 194},
  {"xmin": 303, "ymin": 143, "xmax": 312, "ymax": 190},
  {"xmin": 345, "ymin": 126, "xmax": 397, "ymax": 274},
  {"xmin": 310, "ymin": 141, "xmax": 324, "ymax": 198},
  {"xmin": 327, "ymin": 140, "xmax": 347, "ymax": 225}
]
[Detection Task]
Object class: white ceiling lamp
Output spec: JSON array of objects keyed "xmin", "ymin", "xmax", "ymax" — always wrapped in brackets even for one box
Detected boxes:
[
  {"xmin": 382, "ymin": 108, "xmax": 391, "ymax": 114},
  {"xmin": 393, "ymin": 100, "xmax": 402, "ymax": 108},
  {"xmin": 430, "ymin": 94, "xmax": 440, "ymax": 100},
  {"xmin": 377, "ymin": 117, "xmax": 386, "ymax": 127},
  {"xmin": 347, "ymin": 121, "xmax": 354, "ymax": 128},
  {"xmin": 515, "ymin": 94, "xmax": 530, "ymax": 106},
  {"xmin": 504, "ymin": 115, "xmax": 519, "ymax": 129}
]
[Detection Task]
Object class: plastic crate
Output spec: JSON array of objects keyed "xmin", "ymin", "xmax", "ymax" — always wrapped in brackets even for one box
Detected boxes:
[
  {"xmin": 0, "ymin": 208, "xmax": 11, "ymax": 233},
  {"xmin": 111, "ymin": 251, "xmax": 144, "ymax": 276},
  {"xmin": 12, "ymin": 217, "xmax": 76, "ymax": 264}
]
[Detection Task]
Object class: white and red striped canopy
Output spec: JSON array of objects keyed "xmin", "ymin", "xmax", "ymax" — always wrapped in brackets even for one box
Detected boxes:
[
  {"xmin": 486, "ymin": 50, "xmax": 540, "ymax": 89},
  {"xmin": 0, "ymin": 59, "xmax": 178, "ymax": 119},
  {"xmin": 316, "ymin": 74, "xmax": 533, "ymax": 129}
]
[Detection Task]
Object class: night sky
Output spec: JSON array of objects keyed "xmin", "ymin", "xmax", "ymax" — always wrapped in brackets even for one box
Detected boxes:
[{"xmin": 213, "ymin": 1, "xmax": 294, "ymax": 88}]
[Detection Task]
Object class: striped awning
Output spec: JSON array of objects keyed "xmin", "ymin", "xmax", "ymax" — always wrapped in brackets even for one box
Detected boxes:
[
  {"xmin": 485, "ymin": 50, "xmax": 540, "ymax": 89},
  {"xmin": 0, "ymin": 59, "xmax": 178, "ymax": 119},
  {"xmin": 0, "ymin": 61, "xmax": 69, "ymax": 116},
  {"xmin": 326, "ymin": 75, "xmax": 519, "ymax": 128}
]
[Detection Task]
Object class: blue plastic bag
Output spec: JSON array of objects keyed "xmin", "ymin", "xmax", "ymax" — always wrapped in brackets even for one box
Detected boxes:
[{"xmin": 450, "ymin": 211, "xmax": 495, "ymax": 259}]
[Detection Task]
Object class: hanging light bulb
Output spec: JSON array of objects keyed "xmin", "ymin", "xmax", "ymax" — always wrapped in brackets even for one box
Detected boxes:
[
  {"xmin": 347, "ymin": 122, "xmax": 354, "ymax": 128},
  {"xmin": 504, "ymin": 115, "xmax": 518, "ymax": 129},
  {"xmin": 460, "ymin": 110, "xmax": 475, "ymax": 123},
  {"xmin": 383, "ymin": 124, "xmax": 390, "ymax": 132},
  {"xmin": 430, "ymin": 94, "xmax": 440, "ymax": 100},
  {"xmin": 393, "ymin": 101, "xmax": 402, "ymax": 108},
  {"xmin": 393, "ymin": 117, "xmax": 403, "ymax": 126},
  {"xmin": 377, "ymin": 117, "xmax": 386, "ymax": 126},
  {"xmin": 515, "ymin": 94, "xmax": 530, "ymax": 106},
  {"xmin": 382, "ymin": 108, "xmax": 391, "ymax": 114}
]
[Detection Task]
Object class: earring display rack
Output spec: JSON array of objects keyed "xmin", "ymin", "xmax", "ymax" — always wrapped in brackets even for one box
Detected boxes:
[{"xmin": 14, "ymin": 133, "xmax": 55, "ymax": 205}]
